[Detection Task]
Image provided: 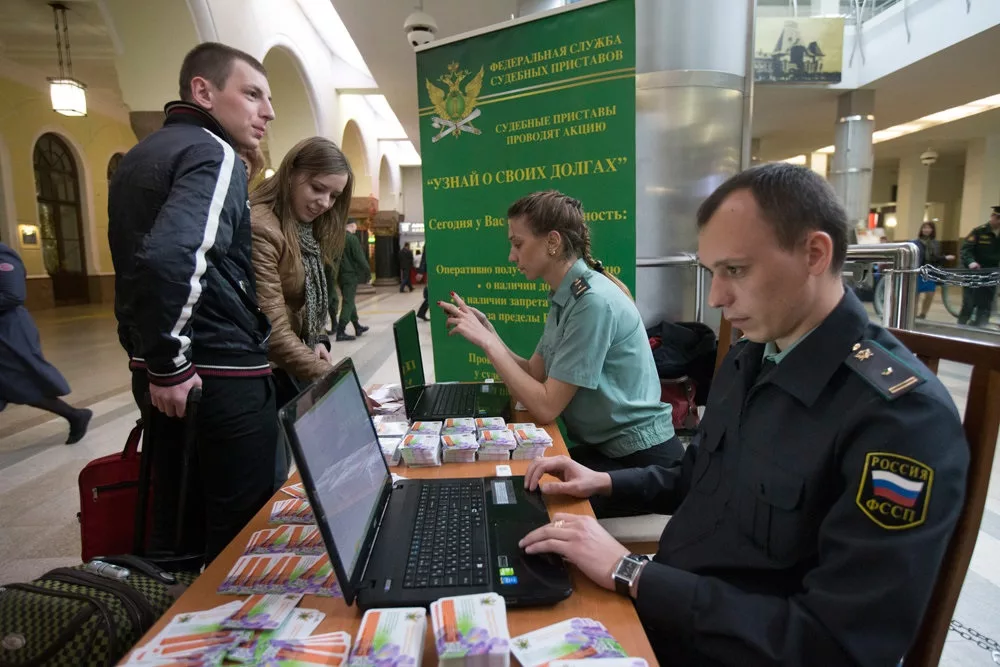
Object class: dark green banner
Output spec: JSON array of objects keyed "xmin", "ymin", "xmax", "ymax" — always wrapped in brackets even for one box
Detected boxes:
[{"xmin": 417, "ymin": 0, "xmax": 636, "ymax": 381}]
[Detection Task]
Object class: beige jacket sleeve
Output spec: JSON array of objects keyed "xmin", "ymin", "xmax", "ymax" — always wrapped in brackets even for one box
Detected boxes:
[{"xmin": 251, "ymin": 208, "xmax": 331, "ymax": 382}]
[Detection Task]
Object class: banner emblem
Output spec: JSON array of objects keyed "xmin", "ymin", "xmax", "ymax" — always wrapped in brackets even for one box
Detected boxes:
[{"xmin": 426, "ymin": 62, "xmax": 484, "ymax": 142}]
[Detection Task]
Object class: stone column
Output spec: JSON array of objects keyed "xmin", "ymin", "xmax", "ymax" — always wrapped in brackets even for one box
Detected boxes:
[
  {"xmin": 895, "ymin": 153, "xmax": 930, "ymax": 241},
  {"xmin": 959, "ymin": 135, "xmax": 1000, "ymax": 235},
  {"xmin": 830, "ymin": 90, "xmax": 875, "ymax": 243}
]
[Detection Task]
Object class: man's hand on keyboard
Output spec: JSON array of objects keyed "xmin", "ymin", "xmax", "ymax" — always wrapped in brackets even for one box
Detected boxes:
[{"xmin": 524, "ymin": 455, "xmax": 612, "ymax": 499}]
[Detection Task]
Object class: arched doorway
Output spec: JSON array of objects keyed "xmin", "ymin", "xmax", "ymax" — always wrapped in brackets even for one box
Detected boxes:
[
  {"xmin": 107, "ymin": 152, "xmax": 124, "ymax": 183},
  {"xmin": 341, "ymin": 120, "xmax": 372, "ymax": 197},
  {"xmin": 34, "ymin": 133, "xmax": 87, "ymax": 305},
  {"xmin": 261, "ymin": 46, "xmax": 318, "ymax": 169}
]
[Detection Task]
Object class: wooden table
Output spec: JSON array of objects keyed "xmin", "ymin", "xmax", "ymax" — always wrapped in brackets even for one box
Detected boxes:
[{"xmin": 123, "ymin": 422, "xmax": 657, "ymax": 664}]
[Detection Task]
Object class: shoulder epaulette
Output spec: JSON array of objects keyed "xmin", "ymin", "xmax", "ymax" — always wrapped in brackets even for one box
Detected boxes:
[
  {"xmin": 570, "ymin": 276, "xmax": 591, "ymax": 299},
  {"xmin": 844, "ymin": 339, "xmax": 925, "ymax": 400}
]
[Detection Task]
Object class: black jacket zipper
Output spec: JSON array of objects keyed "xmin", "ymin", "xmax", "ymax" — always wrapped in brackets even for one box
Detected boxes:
[{"xmin": 3, "ymin": 582, "xmax": 118, "ymax": 667}]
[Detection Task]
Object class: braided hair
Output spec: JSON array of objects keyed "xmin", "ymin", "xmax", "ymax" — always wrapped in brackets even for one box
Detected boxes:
[{"xmin": 507, "ymin": 190, "xmax": 632, "ymax": 299}]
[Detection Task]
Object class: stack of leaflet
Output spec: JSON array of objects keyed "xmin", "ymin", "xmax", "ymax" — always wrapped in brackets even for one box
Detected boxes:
[
  {"xmin": 245, "ymin": 525, "xmax": 325, "ymax": 555},
  {"xmin": 218, "ymin": 553, "xmax": 341, "ymax": 597},
  {"xmin": 510, "ymin": 423, "xmax": 553, "ymax": 460},
  {"xmin": 348, "ymin": 607, "xmax": 427, "ymax": 667},
  {"xmin": 269, "ymin": 499, "xmax": 314, "ymax": 525},
  {"xmin": 432, "ymin": 593, "xmax": 510, "ymax": 667},
  {"xmin": 125, "ymin": 600, "xmax": 331, "ymax": 666},
  {"xmin": 375, "ymin": 419, "xmax": 408, "ymax": 467},
  {"xmin": 477, "ymin": 431, "xmax": 516, "ymax": 462},
  {"xmin": 261, "ymin": 631, "xmax": 353, "ymax": 666},
  {"xmin": 510, "ymin": 618, "xmax": 629, "ymax": 666},
  {"xmin": 441, "ymin": 433, "xmax": 479, "ymax": 463},
  {"xmin": 442, "ymin": 417, "xmax": 477, "ymax": 435},
  {"xmin": 400, "ymin": 433, "xmax": 441, "ymax": 467}
]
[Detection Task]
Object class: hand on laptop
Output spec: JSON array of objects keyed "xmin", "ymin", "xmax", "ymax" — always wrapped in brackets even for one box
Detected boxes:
[
  {"xmin": 524, "ymin": 455, "xmax": 612, "ymax": 499},
  {"xmin": 519, "ymin": 512, "xmax": 627, "ymax": 592}
]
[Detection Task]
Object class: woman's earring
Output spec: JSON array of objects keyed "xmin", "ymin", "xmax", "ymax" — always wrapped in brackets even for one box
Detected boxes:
[{"xmin": 548, "ymin": 249, "xmax": 556, "ymax": 256}]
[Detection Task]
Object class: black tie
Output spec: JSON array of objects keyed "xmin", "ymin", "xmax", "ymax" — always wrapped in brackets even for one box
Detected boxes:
[{"xmin": 758, "ymin": 357, "xmax": 777, "ymax": 382}]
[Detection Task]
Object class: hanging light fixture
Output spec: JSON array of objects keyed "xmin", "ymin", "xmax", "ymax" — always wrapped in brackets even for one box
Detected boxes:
[{"xmin": 47, "ymin": 3, "xmax": 87, "ymax": 117}]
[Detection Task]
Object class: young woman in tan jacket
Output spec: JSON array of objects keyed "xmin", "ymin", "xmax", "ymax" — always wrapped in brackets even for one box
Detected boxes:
[{"xmin": 249, "ymin": 137, "xmax": 354, "ymax": 393}]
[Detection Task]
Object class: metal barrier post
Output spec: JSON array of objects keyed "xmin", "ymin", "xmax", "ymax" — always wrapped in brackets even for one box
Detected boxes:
[{"xmin": 844, "ymin": 242, "xmax": 920, "ymax": 329}]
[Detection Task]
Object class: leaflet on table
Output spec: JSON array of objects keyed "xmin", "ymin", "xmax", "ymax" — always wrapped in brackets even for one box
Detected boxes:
[
  {"xmin": 510, "ymin": 618, "xmax": 628, "ymax": 667},
  {"xmin": 220, "ymin": 593, "xmax": 304, "ymax": 631},
  {"xmin": 431, "ymin": 592, "xmax": 511, "ymax": 667},
  {"xmin": 227, "ymin": 608, "xmax": 326, "ymax": 663},
  {"xmin": 347, "ymin": 607, "xmax": 426, "ymax": 667},
  {"xmin": 218, "ymin": 553, "xmax": 341, "ymax": 597},
  {"xmin": 280, "ymin": 483, "xmax": 307, "ymax": 499},
  {"xmin": 262, "ymin": 631, "xmax": 353, "ymax": 666},
  {"xmin": 247, "ymin": 525, "xmax": 325, "ymax": 555},
  {"xmin": 125, "ymin": 601, "xmax": 249, "ymax": 664},
  {"xmin": 270, "ymin": 499, "xmax": 315, "ymax": 524}
]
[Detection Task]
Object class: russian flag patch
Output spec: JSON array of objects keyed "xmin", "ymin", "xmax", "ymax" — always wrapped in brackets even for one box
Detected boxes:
[{"xmin": 856, "ymin": 452, "xmax": 933, "ymax": 530}]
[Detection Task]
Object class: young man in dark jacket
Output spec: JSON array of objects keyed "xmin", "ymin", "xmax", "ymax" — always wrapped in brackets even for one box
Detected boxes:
[{"xmin": 108, "ymin": 42, "xmax": 276, "ymax": 564}]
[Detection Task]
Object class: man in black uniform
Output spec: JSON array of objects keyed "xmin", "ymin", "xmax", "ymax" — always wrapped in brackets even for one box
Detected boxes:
[
  {"xmin": 109, "ymin": 43, "xmax": 277, "ymax": 564},
  {"xmin": 521, "ymin": 163, "xmax": 969, "ymax": 665},
  {"xmin": 957, "ymin": 205, "xmax": 1000, "ymax": 327}
]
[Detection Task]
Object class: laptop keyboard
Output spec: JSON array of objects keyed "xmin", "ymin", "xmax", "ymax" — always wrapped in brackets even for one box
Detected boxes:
[
  {"xmin": 403, "ymin": 482, "xmax": 488, "ymax": 588},
  {"xmin": 428, "ymin": 384, "xmax": 477, "ymax": 416}
]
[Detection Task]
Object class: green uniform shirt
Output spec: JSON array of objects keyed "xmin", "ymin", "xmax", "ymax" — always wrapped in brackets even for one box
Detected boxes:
[
  {"xmin": 338, "ymin": 232, "xmax": 370, "ymax": 285},
  {"xmin": 959, "ymin": 223, "xmax": 1000, "ymax": 269},
  {"xmin": 535, "ymin": 259, "xmax": 674, "ymax": 458}
]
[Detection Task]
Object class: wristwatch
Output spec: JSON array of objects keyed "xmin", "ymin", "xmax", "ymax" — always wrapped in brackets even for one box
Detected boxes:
[{"xmin": 612, "ymin": 553, "xmax": 649, "ymax": 597}]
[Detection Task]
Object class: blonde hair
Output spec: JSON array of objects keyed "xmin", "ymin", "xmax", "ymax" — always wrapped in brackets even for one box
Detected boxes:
[
  {"xmin": 241, "ymin": 147, "xmax": 266, "ymax": 189},
  {"xmin": 507, "ymin": 190, "xmax": 632, "ymax": 299},
  {"xmin": 250, "ymin": 137, "xmax": 354, "ymax": 265}
]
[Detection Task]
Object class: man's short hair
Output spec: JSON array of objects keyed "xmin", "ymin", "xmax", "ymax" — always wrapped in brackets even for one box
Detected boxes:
[
  {"xmin": 178, "ymin": 42, "xmax": 267, "ymax": 102},
  {"xmin": 696, "ymin": 163, "xmax": 850, "ymax": 271}
]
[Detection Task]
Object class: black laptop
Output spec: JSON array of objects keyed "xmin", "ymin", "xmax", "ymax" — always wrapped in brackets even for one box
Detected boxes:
[
  {"xmin": 392, "ymin": 311, "xmax": 511, "ymax": 420},
  {"xmin": 278, "ymin": 358, "xmax": 572, "ymax": 610}
]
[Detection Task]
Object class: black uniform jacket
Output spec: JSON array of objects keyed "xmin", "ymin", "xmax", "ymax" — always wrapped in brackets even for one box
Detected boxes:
[{"xmin": 609, "ymin": 289, "xmax": 969, "ymax": 666}]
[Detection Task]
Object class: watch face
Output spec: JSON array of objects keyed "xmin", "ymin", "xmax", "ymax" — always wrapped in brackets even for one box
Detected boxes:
[{"xmin": 616, "ymin": 557, "xmax": 641, "ymax": 581}]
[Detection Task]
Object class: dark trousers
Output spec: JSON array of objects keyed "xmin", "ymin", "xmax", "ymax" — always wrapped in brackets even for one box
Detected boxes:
[
  {"xmin": 570, "ymin": 437, "xmax": 685, "ymax": 519},
  {"xmin": 958, "ymin": 285, "xmax": 995, "ymax": 327},
  {"xmin": 417, "ymin": 286, "xmax": 429, "ymax": 319},
  {"xmin": 131, "ymin": 372, "xmax": 277, "ymax": 565},
  {"xmin": 400, "ymin": 269, "xmax": 413, "ymax": 292},
  {"xmin": 338, "ymin": 281, "xmax": 358, "ymax": 329},
  {"xmin": 325, "ymin": 267, "xmax": 339, "ymax": 332}
]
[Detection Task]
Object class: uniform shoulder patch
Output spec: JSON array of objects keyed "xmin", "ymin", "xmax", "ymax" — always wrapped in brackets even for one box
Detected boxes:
[
  {"xmin": 570, "ymin": 276, "xmax": 591, "ymax": 299},
  {"xmin": 856, "ymin": 452, "xmax": 933, "ymax": 530},
  {"xmin": 966, "ymin": 233, "xmax": 977, "ymax": 242},
  {"xmin": 844, "ymin": 339, "xmax": 925, "ymax": 400}
]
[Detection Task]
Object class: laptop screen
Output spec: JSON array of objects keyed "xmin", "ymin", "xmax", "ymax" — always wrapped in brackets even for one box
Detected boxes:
[
  {"xmin": 289, "ymin": 364, "xmax": 390, "ymax": 578},
  {"xmin": 393, "ymin": 311, "xmax": 426, "ymax": 414}
]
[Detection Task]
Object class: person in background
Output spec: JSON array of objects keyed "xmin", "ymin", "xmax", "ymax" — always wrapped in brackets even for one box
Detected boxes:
[
  {"xmin": 439, "ymin": 190, "xmax": 681, "ymax": 517},
  {"xmin": 0, "ymin": 242, "xmax": 92, "ymax": 444},
  {"xmin": 416, "ymin": 247, "xmax": 430, "ymax": 321},
  {"xmin": 324, "ymin": 258, "xmax": 341, "ymax": 335},
  {"xmin": 250, "ymin": 136, "xmax": 353, "ymax": 388},
  {"xmin": 335, "ymin": 220, "xmax": 371, "ymax": 341},
  {"xmin": 518, "ymin": 164, "xmax": 968, "ymax": 665},
  {"xmin": 399, "ymin": 242, "xmax": 414, "ymax": 292},
  {"xmin": 957, "ymin": 205, "xmax": 1000, "ymax": 327},
  {"xmin": 914, "ymin": 221, "xmax": 954, "ymax": 319},
  {"xmin": 108, "ymin": 42, "xmax": 277, "ymax": 564}
]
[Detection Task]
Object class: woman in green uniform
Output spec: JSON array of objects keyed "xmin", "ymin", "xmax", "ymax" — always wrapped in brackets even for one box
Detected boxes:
[{"xmin": 439, "ymin": 190, "xmax": 681, "ymax": 516}]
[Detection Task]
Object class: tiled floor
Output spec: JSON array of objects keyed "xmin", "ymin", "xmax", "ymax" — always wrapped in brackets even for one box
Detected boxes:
[{"xmin": 1, "ymin": 288, "xmax": 998, "ymax": 664}]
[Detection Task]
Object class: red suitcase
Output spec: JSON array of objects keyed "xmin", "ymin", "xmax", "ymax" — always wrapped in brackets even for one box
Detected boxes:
[
  {"xmin": 77, "ymin": 419, "xmax": 149, "ymax": 562},
  {"xmin": 77, "ymin": 388, "xmax": 202, "ymax": 564}
]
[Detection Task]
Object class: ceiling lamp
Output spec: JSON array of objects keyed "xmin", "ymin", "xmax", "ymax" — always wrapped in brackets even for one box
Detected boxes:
[{"xmin": 47, "ymin": 3, "xmax": 87, "ymax": 117}]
